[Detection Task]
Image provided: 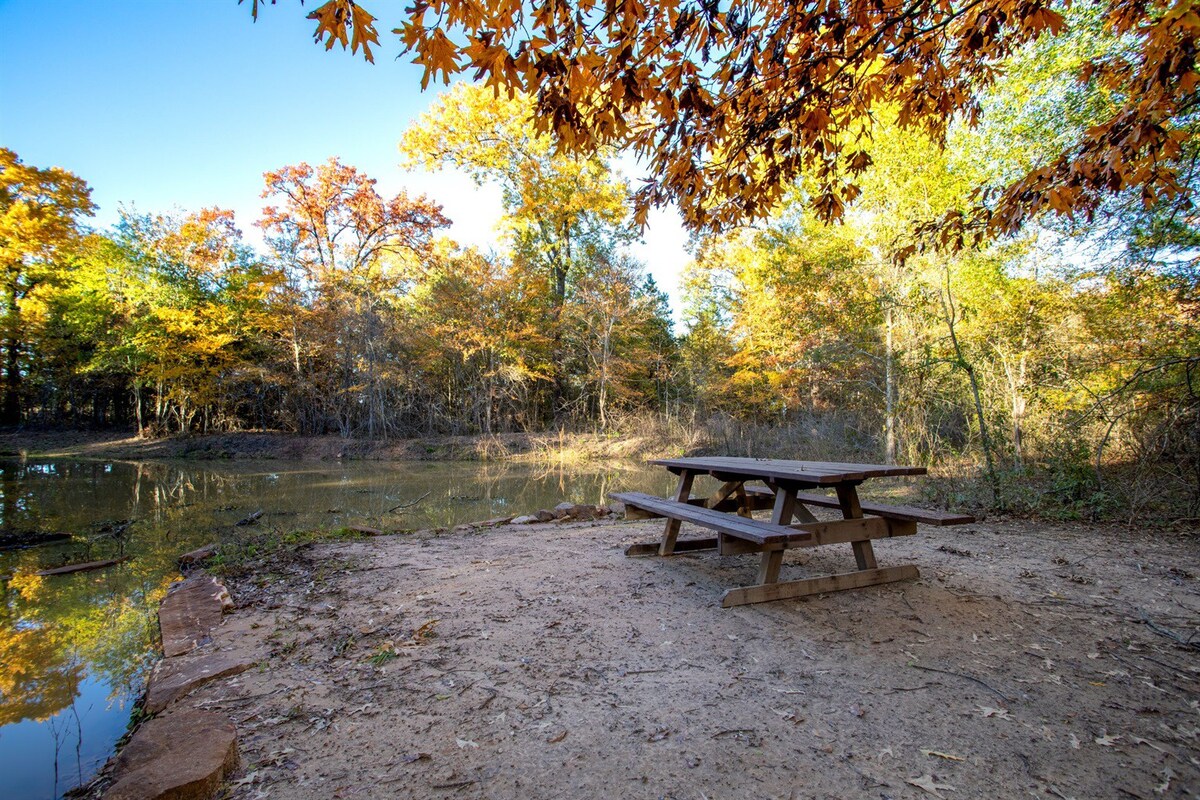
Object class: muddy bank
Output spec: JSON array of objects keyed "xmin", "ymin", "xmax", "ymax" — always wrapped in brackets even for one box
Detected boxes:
[
  {"xmin": 146, "ymin": 515, "xmax": 1200, "ymax": 799},
  {"xmin": 0, "ymin": 429, "xmax": 671, "ymax": 463}
]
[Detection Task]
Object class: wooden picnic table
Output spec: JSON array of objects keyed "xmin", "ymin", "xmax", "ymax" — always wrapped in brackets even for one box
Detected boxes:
[{"xmin": 610, "ymin": 456, "xmax": 973, "ymax": 607}]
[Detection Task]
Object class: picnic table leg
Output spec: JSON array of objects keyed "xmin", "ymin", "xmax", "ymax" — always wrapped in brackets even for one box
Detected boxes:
[
  {"xmin": 836, "ymin": 485, "xmax": 878, "ymax": 570},
  {"xmin": 734, "ymin": 484, "xmax": 753, "ymax": 518},
  {"xmin": 755, "ymin": 487, "xmax": 796, "ymax": 584},
  {"xmin": 659, "ymin": 470, "xmax": 695, "ymax": 556}
]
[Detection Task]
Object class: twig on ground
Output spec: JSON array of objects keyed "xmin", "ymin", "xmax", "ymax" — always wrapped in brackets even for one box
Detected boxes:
[
  {"xmin": 910, "ymin": 664, "xmax": 1013, "ymax": 704},
  {"xmin": 1139, "ymin": 613, "xmax": 1200, "ymax": 652},
  {"xmin": 900, "ymin": 591, "xmax": 924, "ymax": 622}
]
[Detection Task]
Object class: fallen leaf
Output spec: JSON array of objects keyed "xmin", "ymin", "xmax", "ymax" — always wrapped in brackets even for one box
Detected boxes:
[
  {"xmin": 921, "ymin": 749, "xmax": 965, "ymax": 761},
  {"xmin": 1095, "ymin": 733, "xmax": 1122, "ymax": 747},
  {"xmin": 978, "ymin": 706, "xmax": 1010, "ymax": 719},
  {"xmin": 455, "ymin": 738, "xmax": 479, "ymax": 749},
  {"xmin": 907, "ymin": 774, "xmax": 957, "ymax": 797},
  {"xmin": 402, "ymin": 752, "xmax": 431, "ymax": 763},
  {"xmin": 1155, "ymin": 768, "xmax": 1174, "ymax": 794},
  {"xmin": 1069, "ymin": 733, "xmax": 1082, "ymax": 750},
  {"xmin": 1130, "ymin": 735, "xmax": 1168, "ymax": 753},
  {"xmin": 547, "ymin": 730, "xmax": 568, "ymax": 744}
]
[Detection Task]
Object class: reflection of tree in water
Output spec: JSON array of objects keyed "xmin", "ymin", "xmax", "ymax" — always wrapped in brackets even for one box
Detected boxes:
[
  {"xmin": 0, "ymin": 623, "xmax": 83, "ymax": 726},
  {"xmin": 0, "ymin": 565, "xmax": 167, "ymax": 728},
  {"xmin": 0, "ymin": 462, "xmax": 43, "ymax": 531}
]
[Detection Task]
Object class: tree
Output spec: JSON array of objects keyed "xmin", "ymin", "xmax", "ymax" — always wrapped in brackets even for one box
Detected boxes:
[
  {"xmin": 244, "ymin": 0, "xmax": 1197, "ymax": 240},
  {"xmin": 400, "ymin": 84, "xmax": 634, "ymax": 415},
  {"xmin": 0, "ymin": 149, "xmax": 94, "ymax": 425},
  {"xmin": 259, "ymin": 158, "xmax": 448, "ymax": 436},
  {"xmin": 112, "ymin": 208, "xmax": 277, "ymax": 434},
  {"xmin": 407, "ymin": 244, "xmax": 551, "ymax": 433}
]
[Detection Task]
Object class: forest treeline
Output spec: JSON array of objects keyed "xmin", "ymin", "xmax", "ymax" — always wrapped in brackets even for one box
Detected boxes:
[{"xmin": 2, "ymin": 7, "xmax": 1197, "ymax": 519}]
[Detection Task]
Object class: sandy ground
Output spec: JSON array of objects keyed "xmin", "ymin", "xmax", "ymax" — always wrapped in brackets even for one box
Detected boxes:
[{"xmin": 182, "ymin": 516, "xmax": 1200, "ymax": 799}]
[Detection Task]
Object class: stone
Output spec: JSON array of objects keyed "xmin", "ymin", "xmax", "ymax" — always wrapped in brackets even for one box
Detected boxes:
[
  {"xmin": 550, "ymin": 503, "xmax": 603, "ymax": 520},
  {"xmin": 144, "ymin": 650, "xmax": 254, "ymax": 714},
  {"xmin": 159, "ymin": 576, "xmax": 232, "ymax": 658},
  {"xmin": 477, "ymin": 516, "xmax": 513, "ymax": 527},
  {"xmin": 510, "ymin": 515, "xmax": 538, "ymax": 525},
  {"xmin": 177, "ymin": 544, "xmax": 217, "ymax": 569},
  {"xmin": 103, "ymin": 710, "xmax": 238, "ymax": 800},
  {"xmin": 534, "ymin": 509, "xmax": 556, "ymax": 522},
  {"xmin": 572, "ymin": 504, "xmax": 603, "ymax": 519}
]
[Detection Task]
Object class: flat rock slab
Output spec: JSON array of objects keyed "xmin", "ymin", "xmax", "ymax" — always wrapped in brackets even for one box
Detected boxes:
[
  {"xmin": 103, "ymin": 710, "xmax": 238, "ymax": 800},
  {"xmin": 145, "ymin": 650, "xmax": 254, "ymax": 714},
  {"xmin": 159, "ymin": 576, "xmax": 232, "ymax": 657},
  {"xmin": 177, "ymin": 543, "xmax": 218, "ymax": 569}
]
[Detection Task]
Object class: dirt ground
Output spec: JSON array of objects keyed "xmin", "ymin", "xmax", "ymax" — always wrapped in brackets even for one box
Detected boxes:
[{"xmin": 184, "ymin": 516, "xmax": 1200, "ymax": 799}]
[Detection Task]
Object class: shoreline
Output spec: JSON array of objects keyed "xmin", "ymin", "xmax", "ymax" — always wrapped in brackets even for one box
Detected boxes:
[{"xmin": 0, "ymin": 429, "xmax": 677, "ymax": 464}]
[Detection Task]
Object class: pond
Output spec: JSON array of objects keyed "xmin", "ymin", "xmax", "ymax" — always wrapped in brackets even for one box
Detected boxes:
[{"xmin": 0, "ymin": 457, "xmax": 676, "ymax": 799}]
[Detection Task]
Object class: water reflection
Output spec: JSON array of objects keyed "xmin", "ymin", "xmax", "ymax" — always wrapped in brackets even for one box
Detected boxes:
[{"xmin": 0, "ymin": 456, "xmax": 673, "ymax": 799}]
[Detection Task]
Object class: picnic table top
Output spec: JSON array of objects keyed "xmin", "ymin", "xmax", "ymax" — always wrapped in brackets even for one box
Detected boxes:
[{"xmin": 648, "ymin": 456, "xmax": 927, "ymax": 485}]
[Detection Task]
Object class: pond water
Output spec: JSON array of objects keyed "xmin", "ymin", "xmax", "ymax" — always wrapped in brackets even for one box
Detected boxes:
[{"xmin": 0, "ymin": 457, "xmax": 676, "ymax": 799}]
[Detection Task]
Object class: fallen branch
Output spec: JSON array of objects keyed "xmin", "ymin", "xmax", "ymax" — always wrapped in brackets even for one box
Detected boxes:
[
  {"xmin": 389, "ymin": 492, "xmax": 430, "ymax": 513},
  {"xmin": 37, "ymin": 556, "xmax": 130, "ymax": 576},
  {"xmin": 1139, "ymin": 613, "xmax": 1200, "ymax": 652},
  {"xmin": 235, "ymin": 510, "xmax": 263, "ymax": 526},
  {"xmin": 909, "ymin": 663, "xmax": 1013, "ymax": 704}
]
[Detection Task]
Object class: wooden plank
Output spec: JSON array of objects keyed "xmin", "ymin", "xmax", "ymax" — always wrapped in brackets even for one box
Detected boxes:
[
  {"xmin": 676, "ymin": 495, "xmax": 774, "ymax": 513},
  {"xmin": 718, "ymin": 535, "xmax": 776, "ymax": 555},
  {"xmin": 625, "ymin": 538, "xmax": 718, "ymax": 557},
  {"xmin": 835, "ymin": 485, "xmax": 863, "ymax": 518},
  {"xmin": 757, "ymin": 550, "xmax": 784, "ymax": 585},
  {"xmin": 609, "ymin": 492, "xmax": 802, "ymax": 545},
  {"xmin": 734, "ymin": 483, "xmax": 753, "ymax": 518},
  {"xmin": 853, "ymin": 540, "xmax": 878, "ymax": 570},
  {"xmin": 650, "ymin": 457, "xmax": 927, "ymax": 483},
  {"xmin": 650, "ymin": 458, "xmax": 863, "ymax": 485},
  {"xmin": 706, "ymin": 481, "xmax": 743, "ymax": 509},
  {"xmin": 660, "ymin": 471, "xmax": 695, "ymax": 555},
  {"xmin": 787, "ymin": 516, "xmax": 911, "ymax": 545},
  {"xmin": 770, "ymin": 487, "xmax": 797, "ymax": 526},
  {"xmin": 792, "ymin": 492, "xmax": 975, "ymax": 525},
  {"xmin": 720, "ymin": 565, "xmax": 920, "ymax": 607},
  {"xmin": 723, "ymin": 518, "xmax": 914, "ymax": 549}
]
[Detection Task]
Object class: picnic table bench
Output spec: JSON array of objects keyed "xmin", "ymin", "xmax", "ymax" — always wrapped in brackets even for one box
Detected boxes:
[{"xmin": 610, "ymin": 456, "xmax": 973, "ymax": 607}]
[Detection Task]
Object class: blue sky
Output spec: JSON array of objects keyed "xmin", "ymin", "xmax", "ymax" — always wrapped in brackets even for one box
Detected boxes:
[{"xmin": 0, "ymin": 0, "xmax": 689, "ymax": 319}]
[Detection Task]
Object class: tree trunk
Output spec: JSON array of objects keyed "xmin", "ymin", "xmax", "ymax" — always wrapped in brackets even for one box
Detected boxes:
[
  {"xmin": 884, "ymin": 304, "xmax": 897, "ymax": 464},
  {"xmin": 940, "ymin": 269, "xmax": 1000, "ymax": 508},
  {"xmin": 1, "ymin": 286, "xmax": 21, "ymax": 426}
]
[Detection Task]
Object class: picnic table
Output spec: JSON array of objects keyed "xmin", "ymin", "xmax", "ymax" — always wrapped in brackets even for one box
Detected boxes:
[{"xmin": 610, "ymin": 456, "xmax": 973, "ymax": 607}]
